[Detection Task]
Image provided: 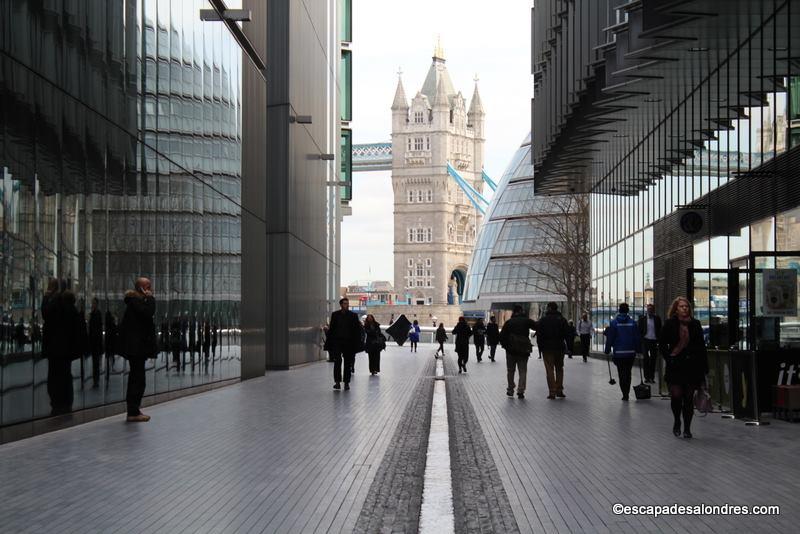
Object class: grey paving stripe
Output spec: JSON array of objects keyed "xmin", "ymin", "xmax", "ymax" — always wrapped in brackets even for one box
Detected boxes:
[
  {"xmin": 445, "ymin": 355, "xmax": 521, "ymax": 534},
  {"xmin": 353, "ymin": 356, "xmax": 436, "ymax": 534}
]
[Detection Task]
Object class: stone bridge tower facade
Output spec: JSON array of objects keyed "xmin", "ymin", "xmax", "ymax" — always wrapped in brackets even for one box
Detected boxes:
[{"xmin": 390, "ymin": 43, "xmax": 485, "ymax": 307}]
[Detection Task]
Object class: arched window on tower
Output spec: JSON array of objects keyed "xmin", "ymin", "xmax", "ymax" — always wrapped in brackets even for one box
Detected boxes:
[
  {"xmin": 407, "ymin": 138, "xmax": 412, "ymax": 151},
  {"xmin": 426, "ymin": 137, "xmax": 430, "ymax": 150},
  {"xmin": 408, "ymin": 190, "xmax": 414, "ymax": 203},
  {"xmin": 417, "ymin": 190, "xmax": 424, "ymax": 202},
  {"xmin": 426, "ymin": 190, "xmax": 433, "ymax": 202},
  {"xmin": 414, "ymin": 111, "xmax": 424, "ymax": 123},
  {"xmin": 408, "ymin": 228, "xmax": 414, "ymax": 242}
]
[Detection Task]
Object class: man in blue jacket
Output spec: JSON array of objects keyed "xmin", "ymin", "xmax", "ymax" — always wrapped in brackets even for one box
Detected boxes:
[{"xmin": 604, "ymin": 303, "xmax": 641, "ymax": 401}]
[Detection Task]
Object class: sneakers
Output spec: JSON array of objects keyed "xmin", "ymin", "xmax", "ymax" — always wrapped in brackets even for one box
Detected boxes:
[
  {"xmin": 126, "ymin": 414, "xmax": 151, "ymax": 423},
  {"xmin": 517, "ymin": 392, "xmax": 525, "ymax": 399},
  {"xmin": 333, "ymin": 383, "xmax": 341, "ymax": 390},
  {"xmin": 506, "ymin": 388, "xmax": 514, "ymax": 397},
  {"xmin": 344, "ymin": 383, "xmax": 350, "ymax": 391}
]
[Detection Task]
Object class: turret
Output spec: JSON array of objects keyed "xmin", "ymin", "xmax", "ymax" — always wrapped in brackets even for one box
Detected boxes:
[
  {"xmin": 391, "ymin": 75, "xmax": 409, "ymax": 132},
  {"xmin": 468, "ymin": 81, "xmax": 485, "ymax": 138}
]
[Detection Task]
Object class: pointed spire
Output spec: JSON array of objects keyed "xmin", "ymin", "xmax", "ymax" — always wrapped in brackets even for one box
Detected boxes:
[
  {"xmin": 433, "ymin": 78, "xmax": 449, "ymax": 108},
  {"xmin": 468, "ymin": 79, "xmax": 485, "ymax": 115},
  {"xmin": 433, "ymin": 35, "xmax": 445, "ymax": 62},
  {"xmin": 392, "ymin": 71, "xmax": 408, "ymax": 110}
]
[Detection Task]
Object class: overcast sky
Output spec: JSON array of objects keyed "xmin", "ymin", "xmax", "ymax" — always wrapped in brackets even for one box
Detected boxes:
[{"xmin": 341, "ymin": 1, "xmax": 532, "ymax": 285}]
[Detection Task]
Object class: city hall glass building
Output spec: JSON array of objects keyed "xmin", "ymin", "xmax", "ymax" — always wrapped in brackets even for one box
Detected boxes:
[
  {"xmin": 532, "ymin": 1, "xmax": 800, "ymax": 375},
  {"xmin": 0, "ymin": 0, "xmax": 348, "ymax": 436}
]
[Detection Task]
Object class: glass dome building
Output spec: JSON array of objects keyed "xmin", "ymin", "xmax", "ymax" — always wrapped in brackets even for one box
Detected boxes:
[{"xmin": 463, "ymin": 133, "xmax": 585, "ymax": 318}]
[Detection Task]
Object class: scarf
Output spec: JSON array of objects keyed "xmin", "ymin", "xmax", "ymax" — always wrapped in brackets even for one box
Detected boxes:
[{"xmin": 670, "ymin": 317, "xmax": 691, "ymax": 356}]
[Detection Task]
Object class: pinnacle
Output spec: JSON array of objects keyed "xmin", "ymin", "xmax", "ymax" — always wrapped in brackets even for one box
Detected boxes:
[{"xmin": 392, "ymin": 77, "xmax": 408, "ymax": 110}]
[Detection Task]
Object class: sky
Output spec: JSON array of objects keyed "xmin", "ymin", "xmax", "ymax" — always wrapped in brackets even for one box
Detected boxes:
[{"xmin": 341, "ymin": 0, "xmax": 532, "ymax": 286}]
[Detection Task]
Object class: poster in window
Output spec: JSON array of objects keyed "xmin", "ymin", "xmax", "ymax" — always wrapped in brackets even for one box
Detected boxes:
[{"xmin": 761, "ymin": 269, "xmax": 798, "ymax": 317}]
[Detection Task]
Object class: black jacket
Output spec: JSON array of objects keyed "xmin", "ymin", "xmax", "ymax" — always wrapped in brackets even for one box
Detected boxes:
[
  {"xmin": 500, "ymin": 314, "xmax": 536, "ymax": 355},
  {"xmin": 329, "ymin": 309, "xmax": 364, "ymax": 353},
  {"xmin": 452, "ymin": 322, "xmax": 472, "ymax": 351},
  {"xmin": 364, "ymin": 322, "xmax": 384, "ymax": 353},
  {"xmin": 119, "ymin": 290, "xmax": 158, "ymax": 359},
  {"xmin": 534, "ymin": 310, "xmax": 569, "ymax": 352},
  {"xmin": 473, "ymin": 323, "xmax": 486, "ymax": 346},
  {"xmin": 89, "ymin": 309, "xmax": 103, "ymax": 355},
  {"xmin": 637, "ymin": 314, "xmax": 663, "ymax": 341},
  {"xmin": 486, "ymin": 322, "xmax": 500, "ymax": 345},
  {"xmin": 659, "ymin": 316, "xmax": 708, "ymax": 385}
]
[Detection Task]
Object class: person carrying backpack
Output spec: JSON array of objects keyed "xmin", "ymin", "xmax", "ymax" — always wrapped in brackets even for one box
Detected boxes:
[{"xmin": 500, "ymin": 305, "xmax": 537, "ymax": 399}]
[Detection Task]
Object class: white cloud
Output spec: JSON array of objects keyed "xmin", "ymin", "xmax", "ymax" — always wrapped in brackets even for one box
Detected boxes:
[{"xmin": 343, "ymin": 1, "xmax": 532, "ymax": 284}]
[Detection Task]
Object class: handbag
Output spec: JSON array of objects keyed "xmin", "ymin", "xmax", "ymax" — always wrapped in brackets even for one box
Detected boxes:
[
  {"xmin": 694, "ymin": 386, "xmax": 713, "ymax": 416},
  {"xmin": 633, "ymin": 355, "xmax": 651, "ymax": 400}
]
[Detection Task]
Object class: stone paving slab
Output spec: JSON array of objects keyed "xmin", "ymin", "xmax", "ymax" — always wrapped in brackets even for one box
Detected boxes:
[
  {"xmin": 0, "ymin": 346, "xmax": 431, "ymax": 534},
  {"xmin": 455, "ymin": 348, "xmax": 800, "ymax": 534}
]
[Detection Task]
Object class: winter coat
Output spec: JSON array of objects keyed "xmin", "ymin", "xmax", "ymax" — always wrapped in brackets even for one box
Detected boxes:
[
  {"xmin": 604, "ymin": 313, "xmax": 641, "ymax": 359},
  {"xmin": 118, "ymin": 290, "xmax": 158, "ymax": 359},
  {"xmin": 364, "ymin": 322, "xmax": 385, "ymax": 353},
  {"xmin": 409, "ymin": 324, "xmax": 421, "ymax": 343},
  {"xmin": 638, "ymin": 314, "xmax": 663, "ymax": 341},
  {"xmin": 486, "ymin": 322, "xmax": 500, "ymax": 345},
  {"xmin": 89, "ymin": 309, "xmax": 103, "ymax": 355},
  {"xmin": 473, "ymin": 324, "xmax": 486, "ymax": 346},
  {"xmin": 435, "ymin": 327, "xmax": 448, "ymax": 343},
  {"xmin": 328, "ymin": 309, "xmax": 364, "ymax": 353},
  {"xmin": 535, "ymin": 311, "xmax": 569, "ymax": 352},
  {"xmin": 659, "ymin": 316, "xmax": 708, "ymax": 385},
  {"xmin": 452, "ymin": 322, "xmax": 472, "ymax": 351},
  {"xmin": 501, "ymin": 314, "xmax": 537, "ymax": 355}
]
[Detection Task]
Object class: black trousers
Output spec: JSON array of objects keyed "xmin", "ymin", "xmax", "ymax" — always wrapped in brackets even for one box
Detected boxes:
[
  {"xmin": 457, "ymin": 347, "xmax": 469, "ymax": 368},
  {"xmin": 436, "ymin": 341, "xmax": 445, "ymax": 354},
  {"xmin": 126, "ymin": 357, "xmax": 147, "ymax": 416},
  {"xmin": 91, "ymin": 351, "xmax": 102, "ymax": 385},
  {"xmin": 475, "ymin": 343, "xmax": 484, "ymax": 361},
  {"xmin": 368, "ymin": 350, "xmax": 381, "ymax": 373},
  {"xmin": 613, "ymin": 358, "xmax": 635, "ymax": 398},
  {"xmin": 579, "ymin": 335, "xmax": 591, "ymax": 361},
  {"xmin": 489, "ymin": 343, "xmax": 497, "ymax": 359},
  {"xmin": 642, "ymin": 339, "xmax": 658, "ymax": 381},
  {"xmin": 333, "ymin": 351, "xmax": 355, "ymax": 384}
]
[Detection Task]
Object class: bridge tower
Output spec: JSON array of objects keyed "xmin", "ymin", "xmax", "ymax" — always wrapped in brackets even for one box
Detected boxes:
[{"xmin": 391, "ymin": 42, "xmax": 486, "ymax": 307}]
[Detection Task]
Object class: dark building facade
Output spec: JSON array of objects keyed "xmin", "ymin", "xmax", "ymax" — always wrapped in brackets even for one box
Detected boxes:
[{"xmin": 532, "ymin": 1, "xmax": 800, "ymax": 410}]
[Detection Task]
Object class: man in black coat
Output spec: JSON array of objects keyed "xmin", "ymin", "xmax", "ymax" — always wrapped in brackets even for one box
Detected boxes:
[
  {"xmin": 119, "ymin": 277, "xmax": 157, "ymax": 422},
  {"xmin": 637, "ymin": 303, "xmax": 662, "ymax": 384},
  {"xmin": 486, "ymin": 316, "xmax": 500, "ymax": 362},
  {"xmin": 328, "ymin": 297, "xmax": 363, "ymax": 391},
  {"xmin": 535, "ymin": 302, "xmax": 570, "ymax": 399},
  {"xmin": 500, "ymin": 305, "xmax": 537, "ymax": 399}
]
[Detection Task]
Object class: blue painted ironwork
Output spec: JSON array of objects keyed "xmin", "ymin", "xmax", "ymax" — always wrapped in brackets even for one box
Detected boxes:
[
  {"xmin": 352, "ymin": 142, "xmax": 392, "ymax": 171},
  {"xmin": 446, "ymin": 162, "xmax": 488, "ymax": 215},
  {"xmin": 481, "ymin": 169, "xmax": 497, "ymax": 192}
]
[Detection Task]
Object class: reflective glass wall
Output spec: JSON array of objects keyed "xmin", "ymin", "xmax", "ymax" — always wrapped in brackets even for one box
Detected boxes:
[{"xmin": 0, "ymin": 0, "xmax": 243, "ymax": 426}]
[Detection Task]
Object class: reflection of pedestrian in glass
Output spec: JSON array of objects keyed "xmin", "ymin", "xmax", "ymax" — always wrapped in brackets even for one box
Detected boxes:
[
  {"xmin": 203, "ymin": 319, "xmax": 211, "ymax": 361},
  {"xmin": 14, "ymin": 317, "xmax": 26, "ymax": 352},
  {"xmin": 189, "ymin": 313, "xmax": 197, "ymax": 366},
  {"xmin": 119, "ymin": 277, "xmax": 157, "ymax": 422},
  {"xmin": 89, "ymin": 298, "xmax": 103, "ymax": 388},
  {"xmin": 43, "ymin": 279, "xmax": 76, "ymax": 415},
  {"xmin": 104, "ymin": 310, "xmax": 118, "ymax": 381},
  {"xmin": 211, "ymin": 320, "xmax": 218, "ymax": 360},
  {"xmin": 170, "ymin": 316, "xmax": 183, "ymax": 371}
]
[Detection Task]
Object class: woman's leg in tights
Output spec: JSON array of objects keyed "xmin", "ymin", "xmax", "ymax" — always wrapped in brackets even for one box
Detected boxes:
[
  {"xmin": 670, "ymin": 384, "xmax": 697, "ymax": 433},
  {"xmin": 669, "ymin": 384, "xmax": 684, "ymax": 431}
]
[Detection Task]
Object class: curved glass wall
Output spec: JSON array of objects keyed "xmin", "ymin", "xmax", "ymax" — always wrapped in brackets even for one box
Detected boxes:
[
  {"xmin": 464, "ymin": 133, "xmax": 574, "ymax": 311},
  {"xmin": 0, "ymin": 0, "xmax": 243, "ymax": 426}
]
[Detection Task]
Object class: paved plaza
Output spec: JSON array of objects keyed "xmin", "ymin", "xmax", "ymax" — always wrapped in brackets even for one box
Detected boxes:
[{"xmin": 1, "ymin": 343, "xmax": 798, "ymax": 533}]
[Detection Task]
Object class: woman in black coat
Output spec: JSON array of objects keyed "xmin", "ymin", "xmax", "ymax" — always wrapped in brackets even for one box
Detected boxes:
[
  {"xmin": 486, "ymin": 316, "xmax": 500, "ymax": 362},
  {"xmin": 659, "ymin": 297, "xmax": 708, "ymax": 439},
  {"xmin": 364, "ymin": 314, "xmax": 384, "ymax": 375},
  {"xmin": 452, "ymin": 317, "xmax": 472, "ymax": 374},
  {"xmin": 473, "ymin": 318, "xmax": 486, "ymax": 362}
]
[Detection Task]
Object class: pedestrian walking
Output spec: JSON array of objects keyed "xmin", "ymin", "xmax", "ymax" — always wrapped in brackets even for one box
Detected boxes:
[
  {"xmin": 119, "ymin": 277, "xmax": 158, "ymax": 422},
  {"xmin": 577, "ymin": 313, "xmax": 593, "ymax": 363},
  {"xmin": 202, "ymin": 319, "xmax": 211, "ymax": 362},
  {"xmin": 364, "ymin": 314, "xmax": 386, "ymax": 375},
  {"xmin": 211, "ymin": 321, "xmax": 218, "ymax": 360},
  {"xmin": 486, "ymin": 316, "xmax": 500, "ymax": 362},
  {"xmin": 638, "ymin": 303, "xmax": 662, "ymax": 383},
  {"xmin": 452, "ymin": 317, "xmax": 472, "ymax": 373},
  {"xmin": 42, "ymin": 279, "xmax": 75, "ymax": 415},
  {"xmin": 14, "ymin": 317, "xmax": 26, "ymax": 352},
  {"xmin": 565, "ymin": 320, "xmax": 577, "ymax": 358},
  {"xmin": 170, "ymin": 315, "xmax": 183, "ymax": 371},
  {"xmin": 435, "ymin": 323, "xmax": 448, "ymax": 356},
  {"xmin": 473, "ymin": 318, "xmax": 486, "ymax": 362},
  {"xmin": 660, "ymin": 297, "xmax": 708, "ymax": 439},
  {"xmin": 88, "ymin": 298, "xmax": 103, "ymax": 388},
  {"xmin": 604, "ymin": 303, "xmax": 641, "ymax": 401},
  {"xmin": 536, "ymin": 302, "xmax": 570, "ymax": 399},
  {"xmin": 328, "ymin": 297, "xmax": 363, "ymax": 391},
  {"xmin": 499, "ymin": 305, "xmax": 536, "ymax": 399},
  {"xmin": 105, "ymin": 310, "xmax": 118, "ymax": 379},
  {"xmin": 409, "ymin": 320, "xmax": 421, "ymax": 352}
]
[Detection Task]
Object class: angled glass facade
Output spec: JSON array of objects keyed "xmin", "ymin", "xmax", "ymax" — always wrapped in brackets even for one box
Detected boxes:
[{"xmin": 0, "ymin": 0, "xmax": 245, "ymax": 427}]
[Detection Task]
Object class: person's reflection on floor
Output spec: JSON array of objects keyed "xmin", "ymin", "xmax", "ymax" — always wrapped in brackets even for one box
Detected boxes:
[{"xmin": 43, "ymin": 279, "xmax": 76, "ymax": 416}]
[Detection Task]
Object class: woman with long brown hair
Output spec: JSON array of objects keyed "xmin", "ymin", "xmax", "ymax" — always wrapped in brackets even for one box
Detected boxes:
[
  {"xmin": 363, "ymin": 314, "xmax": 384, "ymax": 375},
  {"xmin": 659, "ymin": 297, "xmax": 708, "ymax": 438}
]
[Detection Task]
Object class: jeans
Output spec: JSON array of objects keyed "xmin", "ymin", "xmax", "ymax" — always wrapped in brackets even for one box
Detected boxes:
[
  {"xmin": 613, "ymin": 357, "xmax": 635, "ymax": 399},
  {"xmin": 642, "ymin": 339, "xmax": 658, "ymax": 381},
  {"xmin": 506, "ymin": 353, "xmax": 529, "ymax": 394},
  {"xmin": 126, "ymin": 357, "xmax": 147, "ymax": 416},
  {"xmin": 541, "ymin": 350, "xmax": 565, "ymax": 395},
  {"xmin": 333, "ymin": 351, "xmax": 356, "ymax": 384},
  {"xmin": 489, "ymin": 343, "xmax": 497, "ymax": 360},
  {"xmin": 436, "ymin": 341, "xmax": 445, "ymax": 354}
]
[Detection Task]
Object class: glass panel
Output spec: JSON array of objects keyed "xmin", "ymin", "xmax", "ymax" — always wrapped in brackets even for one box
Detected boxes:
[{"xmin": 340, "ymin": 50, "xmax": 352, "ymax": 122}]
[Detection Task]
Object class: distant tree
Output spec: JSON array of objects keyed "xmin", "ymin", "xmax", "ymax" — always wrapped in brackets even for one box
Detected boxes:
[{"xmin": 517, "ymin": 194, "xmax": 590, "ymax": 321}]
